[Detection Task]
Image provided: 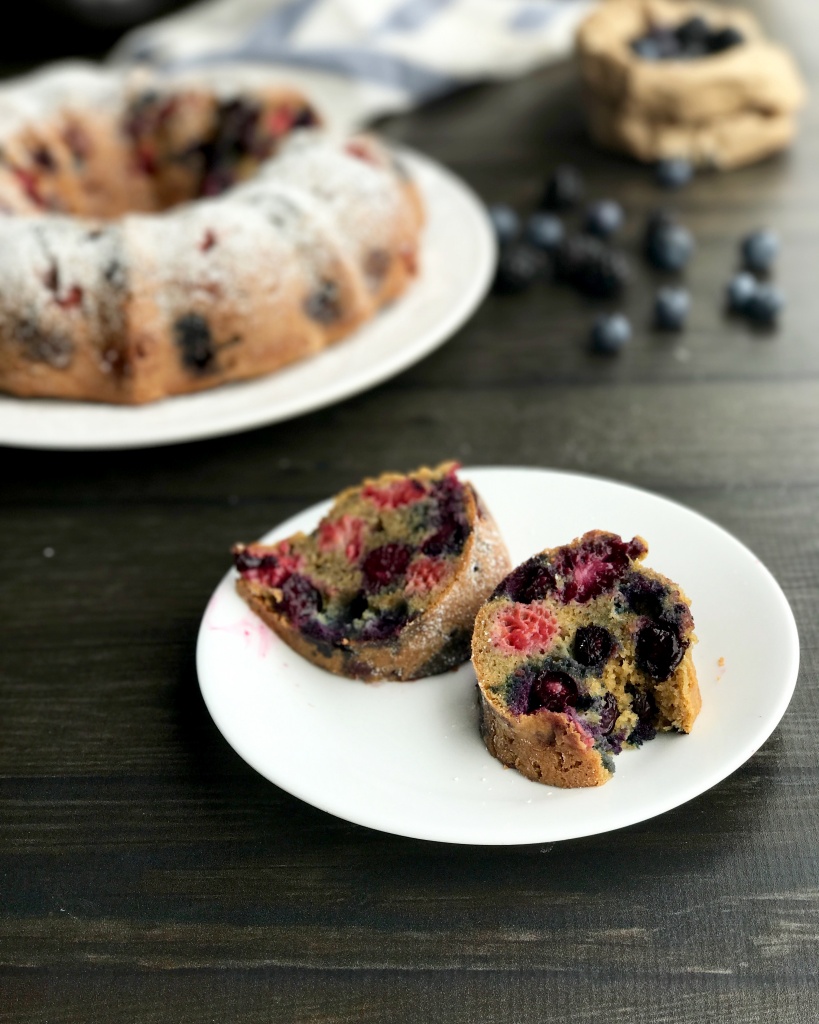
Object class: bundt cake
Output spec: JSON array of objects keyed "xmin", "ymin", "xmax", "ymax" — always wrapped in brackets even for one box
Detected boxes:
[
  {"xmin": 472, "ymin": 531, "xmax": 701, "ymax": 788},
  {"xmin": 233, "ymin": 463, "xmax": 512, "ymax": 682},
  {"xmin": 0, "ymin": 62, "xmax": 423, "ymax": 403}
]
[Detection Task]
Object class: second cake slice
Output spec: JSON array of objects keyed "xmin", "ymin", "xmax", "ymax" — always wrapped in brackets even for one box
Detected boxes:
[{"xmin": 472, "ymin": 531, "xmax": 701, "ymax": 787}]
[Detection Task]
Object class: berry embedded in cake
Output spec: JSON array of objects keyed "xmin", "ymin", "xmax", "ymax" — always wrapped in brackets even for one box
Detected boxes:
[
  {"xmin": 472, "ymin": 530, "xmax": 701, "ymax": 788},
  {"xmin": 631, "ymin": 16, "xmax": 745, "ymax": 61},
  {"xmin": 233, "ymin": 463, "xmax": 512, "ymax": 682}
]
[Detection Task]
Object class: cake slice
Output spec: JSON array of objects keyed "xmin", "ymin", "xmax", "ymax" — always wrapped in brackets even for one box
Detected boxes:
[
  {"xmin": 472, "ymin": 531, "xmax": 700, "ymax": 788},
  {"xmin": 233, "ymin": 463, "xmax": 511, "ymax": 681}
]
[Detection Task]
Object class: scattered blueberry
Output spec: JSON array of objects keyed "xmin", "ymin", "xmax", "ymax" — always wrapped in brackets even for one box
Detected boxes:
[
  {"xmin": 555, "ymin": 235, "xmax": 630, "ymax": 298},
  {"xmin": 525, "ymin": 211, "xmax": 564, "ymax": 252},
  {"xmin": 741, "ymin": 229, "xmax": 779, "ymax": 274},
  {"xmin": 645, "ymin": 208, "xmax": 676, "ymax": 235},
  {"xmin": 745, "ymin": 283, "xmax": 785, "ymax": 325},
  {"xmin": 591, "ymin": 313, "xmax": 632, "ymax": 355},
  {"xmin": 488, "ymin": 203, "xmax": 520, "ymax": 245},
  {"xmin": 645, "ymin": 218, "xmax": 694, "ymax": 272},
  {"xmin": 655, "ymin": 157, "xmax": 694, "ymax": 190},
  {"xmin": 493, "ymin": 242, "xmax": 549, "ymax": 294},
  {"xmin": 584, "ymin": 200, "xmax": 624, "ymax": 239},
  {"xmin": 726, "ymin": 272, "xmax": 758, "ymax": 313},
  {"xmin": 541, "ymin": 164, "xmax": 584, "ymax": 211},
  {"xmin": 654, "ymin": 286, "xmax": 691, "ymax": 331}
]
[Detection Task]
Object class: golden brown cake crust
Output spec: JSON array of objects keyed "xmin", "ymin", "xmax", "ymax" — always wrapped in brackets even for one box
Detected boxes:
[{"xmin": 479, "ymin": 694, "xmax": 612, "ymax": 788}]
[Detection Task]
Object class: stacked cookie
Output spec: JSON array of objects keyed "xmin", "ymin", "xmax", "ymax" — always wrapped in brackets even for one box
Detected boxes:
[{"xmin": 577, "ymin": 0, "xmax": 806, "ymax": 169}]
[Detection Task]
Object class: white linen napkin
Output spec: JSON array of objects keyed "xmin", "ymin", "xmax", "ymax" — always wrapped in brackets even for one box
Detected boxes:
[{"xmin": 109, "ymin": 0, "xmax": 594, "ymax": 128}]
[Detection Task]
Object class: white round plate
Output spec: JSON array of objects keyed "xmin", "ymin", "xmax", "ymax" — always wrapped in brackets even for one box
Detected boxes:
[
  {"xmin": 197, "ymin": 467, "xmax": 799, "ymax": 845},
  {"xmin": 0, "ymin": 149, "xmax": 495, "ymax": 451}
]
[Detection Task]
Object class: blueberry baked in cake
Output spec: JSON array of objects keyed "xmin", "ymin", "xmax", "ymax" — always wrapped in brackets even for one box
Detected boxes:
[
  {"xmin": 233, "ymin": 464, "xmax": 511, "ymax": 681},
  {"xmin": 472, "ymin": 531, "xmax": 700, "ymax": 788}
]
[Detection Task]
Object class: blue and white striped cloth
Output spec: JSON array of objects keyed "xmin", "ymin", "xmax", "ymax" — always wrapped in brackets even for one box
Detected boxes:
[{"xmin": 110, "ymin": 0, "xmax": 594, "ymax": 128}]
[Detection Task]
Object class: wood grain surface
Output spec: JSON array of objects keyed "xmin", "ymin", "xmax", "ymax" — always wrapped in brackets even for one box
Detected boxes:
[{"xmin": 2, "ymin": 2, "xmax": 818, "ymax": 1021}]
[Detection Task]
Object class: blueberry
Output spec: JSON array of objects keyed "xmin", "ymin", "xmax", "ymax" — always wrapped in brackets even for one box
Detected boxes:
[
  {"xmin": 654, "ymin": 286, "xmax": 690, "ymax": 330},
  {"xmin": 591, "ymin": 313, "xmax": 631, "ymax": 355},
  {"xmin": 493, "ymin": 242, "xmax": 548, "ymax": 294},
  {"xmin": 584, "ymin": 200, "xmax": 624, "ymax": 239},
  {"xmin": 726, "ymin": 272, "xmax": 757, "ymax": 313},
  {"xmin": 541, "ymin": 164, "xmax": 584, "ymax": 211},
  {"xmin": 645, "ymin": 208, "xmax": 676, "ymax": 242},
  {"xmin": 174, "ymin": 313, "xmax": 215, "ymax": 373},
  {"xmin": 676, "ymin": 16, "xmax": 710, "ymax": 52},
  {"xmin": 527, "ymin": 671, "xmax": 579, "ymax": 714},
  {"xmin": 280, "ymin": 574, "xmax": 322, "ymax": 625},
  {"xmin": 555, "ymin": 235, "xmax": 630, "ymax": 298},
  {"xmin": 597, "ymin": 693, "xmax": 619, "ymax": 735},
  {"xmin": 655, "ymin": 158, "xmax": 694, "ymax": 190},
  {"xmin": 525, "ymin": 211, "xmax": 564, "ymax": 252},
  {"xmin": 357, "ymin": 603, "xmax": 410, "ymax": 641},
  {"xmin": 487, "ymin": 203, "xmax": 520, "ymax": 245},
  {"xmin": 632, "ymin": 36, "xmax": 661, "ymax": 60},
  {"xmin": 573, "ymin": 625, "xmax": 613, "ymax": 667},
  {"xmin": 635, "ymin": 622, "xmax": 684, "ymax": 680},
  {"xmin": 745, "ymin": 283, "xmax": 785, "ymax": 325},
  {"xmin": 709, "ymin": 26, "xmax": 744, "ymax": 53},
  {"xmin": 627, "ymin": 686, "xmax": 658, "ymax": 745},
  {"xmin": 621, "ymin": 572, "xmax": 666, "ymax": 619},
  {"xmin": 741, "ymin": 229, "xmax": 779, "ymax": 274},
  {"xmin": 304, "ymin": 280, "xmax": 342, "ymax": 324},
  {"xmin": 493, "ymin": 555, "xmax": 556, "ymax": 604},
  {"xmin": 655, "ymin": 27, "xmax": 683, "ymax": 58},
  {"xmin": 645, "ymin": 221, "xmax": 694, "ymax": 272}
]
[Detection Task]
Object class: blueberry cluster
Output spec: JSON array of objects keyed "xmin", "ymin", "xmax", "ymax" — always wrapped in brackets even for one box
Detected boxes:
[
  {"xmin": 591, "ymin": 209, "xmax": 696, "ymax": 353},
  {"xmin": 727, "ymin": 230, "xmax": 784, "ymax": 325},
  {"xmin": 490, "ymin": 164, "xmax": 629, "ymax": 298},
  {"xmin": 631, "ymin": 16, "xmax": 744, "ymax": 62},
  {"xmin": 488, "ymin": 163, "xmax": 786, "ymax": 356}
]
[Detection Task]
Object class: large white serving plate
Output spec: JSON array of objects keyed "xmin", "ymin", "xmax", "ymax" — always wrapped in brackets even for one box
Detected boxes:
[
  {"xmin": 0, "ymin": 148, "xmax": 495, "ymax": 450},
  {"xmin": 197, "ymin": 467, "xmax": 800, "ymax": 846}
]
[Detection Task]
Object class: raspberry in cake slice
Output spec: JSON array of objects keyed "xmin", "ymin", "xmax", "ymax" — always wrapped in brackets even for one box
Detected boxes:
[
  {"xmin": 472, "ymin": 531, "xmax": 700, "ymax": 788},
  {"xmin": 233, "ymin": 463, "xmax": 511, "ymax": 681}
]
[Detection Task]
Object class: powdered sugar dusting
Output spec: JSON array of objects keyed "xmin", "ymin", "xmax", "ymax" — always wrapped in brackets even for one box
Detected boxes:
[{"xmin": 0, "ymin": 61, "xmax": 420, "ymax": 394}]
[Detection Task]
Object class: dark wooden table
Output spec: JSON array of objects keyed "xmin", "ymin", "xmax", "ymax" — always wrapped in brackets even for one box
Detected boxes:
[{"xmin": 3, "ymin": 2, "xmax": 818, "ymax": 1020}]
